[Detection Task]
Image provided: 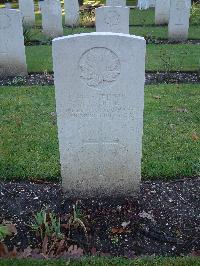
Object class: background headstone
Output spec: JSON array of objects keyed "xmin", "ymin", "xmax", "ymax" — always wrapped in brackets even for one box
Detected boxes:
[
  {"xmin": 0, "ymin": 9, "xmax": 27, "ymax": 77},
  {"xmin": 41, "ymin": 0, "xmax": 63, "ymax": 38},
  {"xmin": 38, "ymin": 0, "xmax": 44, "ymax": 12},
  {"xmin": 106, "ymin": 0, "xmax": 126, "ymax": 7},
  {"xmin": 4, "ymin": 3, "xmax": 12, "ymax": 9},
  {"xmin": 168, "ymin": 0, "xmax": 190, "ymax": 40},
  {"xmin": 155, "ymin": 0, "xmax": 170, "ymax": 25},
  {"xmin": 95, "ymin": 6, "xmax": 129, "ymax": 34},
  {"xmin": 137, "ymin": 0, "xmax": 150, "ymax": 10},
  {"xmin": 53, "ymin": 32, "xmax": 146, "ymax": 197},
  {"xmin": 19, "ymin": 0, "xmax": 35, "ymax": 27},
  {"xmin": 64, "ymin": 0, "xmax": 79, "ymax": 27},
  {"xmin": 149, "ymin": 0, "xmax": 155, "ymax": 7}
]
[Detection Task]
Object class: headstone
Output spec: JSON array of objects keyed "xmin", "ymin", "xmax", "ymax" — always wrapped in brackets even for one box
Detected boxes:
[
  {"xmin": 149, "ymin": 0, "xmax": 155, "ymax": 7},
  {"xmin": 137, "ymin": 0, "xmax": 150, "ymax": 10},
  {"xmin": 106, "ymin": 0, "xmax": 126, "ymax": 7},
  {"xmin": 41, "ymin": 0, "xmax": 63, "ymax": 38},
  {"xmin": 0, "ymin": 9, "xmax": 27, "ymax": 77},
  {"xmin": 186, "ymin": 0, "xmax": 191, "ymax": 15},
  {"xmin": 38, "ymin": 0, "xmax": 44, "ymax": 12},
  {"xmin": 52, "ymin": 32, "xmax": 146, "ymax": 198},
  {"xmin": 64, "ymin": 0, "xmax": 79, "ymax": 27},
  {"xmin": 19, "ymin": 0, "xmax": 35, "ymax": 27},
  {"xmin": 155, "ymin": 0, "xmax": 170, "ymax": 25},
  {"xmin": 4, "ymin": 3, "xmax": 12, "ymax": 9},
  {"xmin": 95, "ymin": 6, "xmax": 129, "ymax": 34},
  {"xmin": 168, "ymin": 0, "xmax": 190, "ymax": 40}
]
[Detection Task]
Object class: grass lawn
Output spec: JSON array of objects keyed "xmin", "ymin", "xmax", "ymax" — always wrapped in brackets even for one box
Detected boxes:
[
  {"xmin": 25, "ymin": 44, "xmax": 200, "ymax": 73},
  {"xmin": 130, "ymin": 25, "xmax": 200, "ymax": 40},
  {"xmin": 0, "ymin": 257, "xmax": 200, "ymax": 266},
  {"xmin": 0, "ymin": 84, "xmax": 199, "ymax": 182},
  {"xmin": 28, "ymin": 24, "xmax": 200, "ymax": 43}
]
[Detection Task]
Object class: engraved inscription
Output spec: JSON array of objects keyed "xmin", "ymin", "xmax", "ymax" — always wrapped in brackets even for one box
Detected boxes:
[
  {"xmin": 104, "ymin": 11, "xmax": 120, "ymax": 27},
  {"xmin": 64, "ymin": 93, "xmax": 135, "ymax": 119},
  {"xmin": 0, "ymin": 14, "xmax": 11, "ymax": 30},
  {"xmin": 79, "ymin": 47, "xmax": 121, "ymax": 90}
]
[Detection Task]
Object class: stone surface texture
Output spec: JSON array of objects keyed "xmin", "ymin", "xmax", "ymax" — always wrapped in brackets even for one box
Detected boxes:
[
  {"xmin": 53, "ymin": 32, "xmax": 146, "ymax": 197},
  {"xmin": 64, "ymin": 0, "xmax": 79, "ymax": 26},
  {"xmin": 19, "ymin": 0, "xmax": 35, "ymax": 26},
  {"xmin": 0, "ymin": 9, "xmax": 27, "ymax": 78},
  {"xmin": 155, "ymin": 0, "xmax": 170, "ymax": 25},
  {"xmin": 95, "ymin": 6, "xmax": 129, "ymax": 34},
  {"xmin": 168, "ymin": 0, "xmax": 190, "ymax": 40},
  {"xmin": 106, "ymin": 0, "xmax": 126, "ymax": 7},
  {"xmin": 149, "ymin": 0, "xmax": 155, "ymax": 7},
  {"xmin": 41, "ymin": 0, "xmax": 63, "ymax": 38}
]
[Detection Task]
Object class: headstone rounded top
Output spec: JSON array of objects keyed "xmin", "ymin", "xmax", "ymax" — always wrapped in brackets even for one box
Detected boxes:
[{"xmin": 79, "ymin": 47, "xmax": 121, "ymax": 90}]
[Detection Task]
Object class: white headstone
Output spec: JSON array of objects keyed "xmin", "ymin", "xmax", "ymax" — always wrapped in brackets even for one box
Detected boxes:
[
  {"xmin": 41, "ymin": 0, "xmax": 63, "ymax": 38},
  {"xmin": 168, "ymin": 0, "xmax": 190, "ymax": 40},
  {"xmin": 137, "ymin": 0, "xmax": 150, "ymax": 10},
  {"xmin": 186, "ymin": 0, "xmax": 191, "ymax": 15},
  {"xmin": 95, "ymin": 6, "xmax": 129, "ymax": 34},
  {"xmin": 0, "ymin": 9, "xmax": 27, "ymax": 77},
  {"xmin": 19, "ymin": 0, "xmax": 35, "ymax": 27},
  {"xmin": 38, "ymin": 1, "xmax": 42, "ymax": 12},
  {"xmin": 155, "ymin": 0, "xmax": 170, "ymax": 25},
  {"xmin": 106, "ymin": 0, "xmax": 126, "ymax": 7},
  {"xmin": 52, "ymin": 32, "xmax": 146, "ymax": 198},
  {"xmin": 4, "ymin": 3, "xmax": 12, "ymax": 9},
  {"xmin": 64, "ymin": 0, "xmax": 79, "ymax": 27}
]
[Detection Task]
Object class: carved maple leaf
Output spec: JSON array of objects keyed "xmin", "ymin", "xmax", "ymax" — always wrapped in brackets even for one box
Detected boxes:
[{"xmin": 79, "ymin": 47, "xmax": 120, "ymax": 88}]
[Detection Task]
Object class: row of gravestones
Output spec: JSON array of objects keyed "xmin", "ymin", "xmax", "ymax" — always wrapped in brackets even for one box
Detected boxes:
[
  {"xmin": 97, "ymin": 0, "xmax": 191, "ymax": 40},
  {"xmin": 3, "ymin": 0, "xmax": 191, "ymax": 40},
  {"xmin": 155, "ymin": 0, "xmax": 191, "ymax": 40},
  {"xmin": 4, "ymin": 0, "xmax": 80, "ymax": 35},
  {"xmin": 138, "ymin": 0, "xmax": 155, "ymax": 9}
]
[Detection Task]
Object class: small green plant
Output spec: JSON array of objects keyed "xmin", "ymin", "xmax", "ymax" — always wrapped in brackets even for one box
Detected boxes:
[
  {"xmin": 0, "ymin": 225, "xmax": 10, "ymax": 241},
  {"xmin": 10, "ymin": 76, "xmax": 26, "ymax": 86},
  {"xmin": 23, "ymin": 26, "xmax": 36, "ymax": 46},
  {"xmin": 69, "ymin": 201, "xmax": 88, "ymax": 241},
  {"xmin": 144, "ymin": 33, "xmax": 157, "ymax": 44},
  {"xmin": 0, "ymin": 223, "xmax": 17, "ymax": 241},
  {"xmin": 30, "ymin": 208, "xmax": 63, "ymax": 240}
]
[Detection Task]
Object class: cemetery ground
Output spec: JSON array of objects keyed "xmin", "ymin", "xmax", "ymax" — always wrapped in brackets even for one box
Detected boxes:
[{"xmin": 0, "ymin": 3, "xmax": 200, "ymax": 266}]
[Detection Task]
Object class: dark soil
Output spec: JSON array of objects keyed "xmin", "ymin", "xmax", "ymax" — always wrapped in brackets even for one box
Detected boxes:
[
  {"xmin": 25, "ymin": 38, "xmax": 200, "ymax": 46},
  {"xmin": 0, "ymin": 178, "xmax": 199, "ymax": 257},
  {"xmin": 145, "ymin": 39, "xmax": 200, "ymax": 45},
  {"xmin": 0, "ymin": 72, "xmax": 199, "ymax": 87}
]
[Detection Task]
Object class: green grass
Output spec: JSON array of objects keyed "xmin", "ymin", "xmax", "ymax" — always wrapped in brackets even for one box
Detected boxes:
[
  {"xmin": 0, "ymin": 84, "xmax": 199, "ymax": 182},
  {"xmin": 25, "ymin": 44, "xmax": 200, "ymax": 73},
  {"xmin": 130, "ymin": 25, "xmax": 200, "ymax": 40},
  {"xmin": 28, "ymin": 24, "xmax": 200, "ymax": 43},
  {"xmin": 0, "ymin": 257, "xmax": 200, "ymax": 266}
]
